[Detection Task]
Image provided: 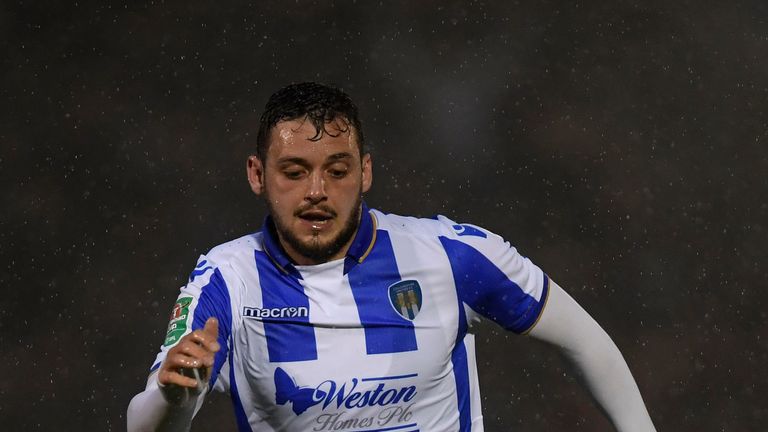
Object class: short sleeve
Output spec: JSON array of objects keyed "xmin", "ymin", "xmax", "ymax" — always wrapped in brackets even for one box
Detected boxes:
[
  {"xmin": 150, "ymin": 254, "xmax": 235, "ymax": 391},
  {"xmin": 437, "ymin": 217, "xmax": 550, "ymax": 334}
]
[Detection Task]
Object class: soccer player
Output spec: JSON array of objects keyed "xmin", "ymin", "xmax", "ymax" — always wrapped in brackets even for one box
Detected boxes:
[{"xmin": 127, "ymin": 82, "xmax": 656, "ymax": 431}]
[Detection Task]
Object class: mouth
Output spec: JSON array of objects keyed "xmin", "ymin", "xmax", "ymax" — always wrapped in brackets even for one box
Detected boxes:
[{"xmin": 297, "ymin": 209, "xmax": 336, "ymax": 229}]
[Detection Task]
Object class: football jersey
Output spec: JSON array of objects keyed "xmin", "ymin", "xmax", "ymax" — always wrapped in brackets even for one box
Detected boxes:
[{"xmin": 151, "ymin": 203, "xmax": 549, "ymax": 432}]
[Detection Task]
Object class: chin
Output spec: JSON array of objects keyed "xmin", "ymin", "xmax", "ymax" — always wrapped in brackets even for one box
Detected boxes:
[{"xmin": 305, "ymin": 236, "xmax": 339, "ymax": 252}]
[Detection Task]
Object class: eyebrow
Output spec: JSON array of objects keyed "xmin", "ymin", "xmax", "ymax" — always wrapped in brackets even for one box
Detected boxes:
[
  {"xmin": 276, "ymin": 157, "xmax": 310, "ymax": 167},
  {"xmin": 276, "ymin": 152, "xmax": 353, "ymax": 166},
  {"xmin": 326, "ymin": 152, "xmax": 353, "ymax": 162}
]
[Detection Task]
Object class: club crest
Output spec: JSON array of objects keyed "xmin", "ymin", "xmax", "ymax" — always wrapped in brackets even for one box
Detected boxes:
[{"xmin": 388, "ymin": 280, "xmax": 422, "ymax": 320}]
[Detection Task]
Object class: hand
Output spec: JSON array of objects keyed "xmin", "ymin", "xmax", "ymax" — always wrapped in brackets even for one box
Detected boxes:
[{"xmin": 158, "ymin": 317, "xmax": 220, "ymax": 405}]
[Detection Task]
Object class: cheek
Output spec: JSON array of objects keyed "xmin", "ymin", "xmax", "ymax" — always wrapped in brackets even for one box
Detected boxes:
[
  {"xmin": 331, "ymin": 181, "xmax": 363, "ymax": 210},
  {"xmin": 265, "ymin": 183, "xmax": 296, "ymax": 209},
  {"xmin": 332, "ymin": 173, "xmax": 363, "ymax": 191},
  {"xmin": 268, "ymin": 177, "xmax": 303, "ymax": 197},
  {"xmin": 326, "ymin": 183, "xmax": 356, "ymax": 204}
]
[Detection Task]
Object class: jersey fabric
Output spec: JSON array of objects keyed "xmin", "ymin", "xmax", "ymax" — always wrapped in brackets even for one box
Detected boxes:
[{"xmin": 151, "ymin": 203, "xmax": 549, "ymax": 432}]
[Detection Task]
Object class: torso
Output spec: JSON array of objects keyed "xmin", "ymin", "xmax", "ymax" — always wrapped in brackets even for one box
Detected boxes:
[
  {"xmin": 152, "ymin": 207, "xmax": 548, "ymax": 432},
  {"xmin": 228, "ymin": 226, "xmax": 469, "ymax": 431}
]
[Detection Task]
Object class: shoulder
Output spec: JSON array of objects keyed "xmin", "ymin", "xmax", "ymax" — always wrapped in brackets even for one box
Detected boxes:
[
  {"xmin": 370, "ymin": 208, "xmax": 528, "ymax": 269},
  {"xmin": 185, "ymin": 232, "xmax": 264, "ymax": 289},
  {"xmin": 203, "ymin": 232, "xmax": 263, "ymax": 263},
  {"xmin": 370, "ymin": 208, "xmax": 498, "ymax": 243}
]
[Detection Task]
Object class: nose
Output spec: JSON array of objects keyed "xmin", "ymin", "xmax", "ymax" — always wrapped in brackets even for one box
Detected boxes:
[{"xmin": 305, "ymin": 171, "xmax": 327, "ymax": 203}]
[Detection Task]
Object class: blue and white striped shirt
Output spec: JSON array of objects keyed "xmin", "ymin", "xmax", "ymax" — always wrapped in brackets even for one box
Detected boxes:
[{"xmin": 152, "ymin": 203, "xmax": 549, "ymax": 431}]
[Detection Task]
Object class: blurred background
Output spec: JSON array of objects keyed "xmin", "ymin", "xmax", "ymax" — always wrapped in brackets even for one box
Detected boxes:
[{"xmin": 2, "ymin": 0, "xmax": 767, "ymax": 430}]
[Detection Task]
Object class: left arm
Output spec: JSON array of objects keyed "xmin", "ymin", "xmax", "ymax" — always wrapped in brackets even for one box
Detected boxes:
[{"xmin": 528, "ymin": 280, "xmax": 656, "ymax": 432}]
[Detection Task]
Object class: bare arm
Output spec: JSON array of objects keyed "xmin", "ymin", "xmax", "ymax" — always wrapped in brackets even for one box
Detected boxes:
[{"xmin": 528, "ymin": 281, "xmax": 656, "ymax": 432}]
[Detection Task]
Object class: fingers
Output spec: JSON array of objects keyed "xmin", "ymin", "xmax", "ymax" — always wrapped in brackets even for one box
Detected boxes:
[
  {"xmin": 158, "ymin": 357, "xmax": 200, "ymax": 388},
  {"xmin": 177, "ymin": 341, "xmax": 215, "ymax": 368},
  {"xmin": 159, "ymin": 351, "xmax": 209, "ymax": 387},
  {"xmin": 201, "ymin": 317, "xmax": 220, "ymax": 352},
  {"xmin": 158, "ymin": 318, "xmax": 221, "ymax": 389},
  {"xmin": 183, "ymin": 318, "xmax": 220, "ymax": 353}
]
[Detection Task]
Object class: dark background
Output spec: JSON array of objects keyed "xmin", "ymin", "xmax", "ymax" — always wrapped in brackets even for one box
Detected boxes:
[{"xmin": 2, "ymin": 1, "xmax": 766, "ymax": 430}]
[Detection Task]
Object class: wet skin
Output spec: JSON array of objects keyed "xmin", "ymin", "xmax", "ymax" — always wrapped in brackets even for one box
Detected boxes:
[{"xmin": 247, "ymin": 117, "xmax": 373, "ymax": 265}]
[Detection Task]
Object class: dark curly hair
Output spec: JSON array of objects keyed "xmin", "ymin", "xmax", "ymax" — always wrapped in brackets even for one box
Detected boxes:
[{"xmin": 256, "ymin": 82, "xmax": 365, "ymax": 161}]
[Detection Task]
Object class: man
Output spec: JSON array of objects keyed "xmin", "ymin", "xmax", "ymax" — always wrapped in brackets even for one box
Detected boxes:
[{"xmin": 127, "ymin": 82, "xmax": 656, "ymax": 431}]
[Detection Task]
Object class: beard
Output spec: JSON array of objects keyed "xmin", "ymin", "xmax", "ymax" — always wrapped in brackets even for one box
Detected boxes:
[{"xmin": 268, "ymin": 193, "xmax": 363, "ymax": 264}]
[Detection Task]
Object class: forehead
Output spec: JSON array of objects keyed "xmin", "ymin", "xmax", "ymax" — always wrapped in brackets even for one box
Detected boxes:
[{"xmin": 266, "ymin": 118, "xmax": 360, "ymax": 161}]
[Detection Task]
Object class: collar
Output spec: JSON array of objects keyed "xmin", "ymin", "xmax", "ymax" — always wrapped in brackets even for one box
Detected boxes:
[{"xmin": 261, "ymin": 202, "xmax": 378, "ymax": 276}]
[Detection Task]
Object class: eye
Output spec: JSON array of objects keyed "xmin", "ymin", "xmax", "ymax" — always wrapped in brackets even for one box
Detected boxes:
[
  {"xmin": 283, "ymin": 169, "xmax": 306, "ymax": 180},
  {"xmin": 328, "ymin": 168, "xmax": 348, "ymax": 179}
]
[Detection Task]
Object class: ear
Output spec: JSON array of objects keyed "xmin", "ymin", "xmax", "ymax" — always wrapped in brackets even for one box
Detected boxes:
[
  {"xmin": 361, "ymin": 153, "xmax": 373, "ymax": 193},
  {"xmin": 246, "ymin": 155, "xmax": 265, "ymax": 195}
]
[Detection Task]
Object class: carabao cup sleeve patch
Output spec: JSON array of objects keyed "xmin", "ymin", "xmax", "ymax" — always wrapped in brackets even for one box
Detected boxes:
[{"xmin": 163, "ymin": 296, "xmax": 194, "ymax": 346}]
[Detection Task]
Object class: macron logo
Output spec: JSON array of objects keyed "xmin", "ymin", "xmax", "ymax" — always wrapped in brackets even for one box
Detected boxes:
[{"xmin": 243, "ymin": 306, "xmax": 309, "ymax": 320}]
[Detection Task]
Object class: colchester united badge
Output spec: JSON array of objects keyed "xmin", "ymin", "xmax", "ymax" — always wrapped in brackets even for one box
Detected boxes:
[{"xmin": 388, "ymin": 280, "xmax": 423, "ymax": 320}]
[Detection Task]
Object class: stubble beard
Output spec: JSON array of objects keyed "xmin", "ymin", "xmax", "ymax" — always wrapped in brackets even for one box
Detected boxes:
[{"xmin": 268, "ymin": 192, "xmax": 363, "ymax": 264}]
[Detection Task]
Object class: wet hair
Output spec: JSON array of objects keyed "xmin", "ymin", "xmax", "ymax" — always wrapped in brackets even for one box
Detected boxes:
[{"xmin": 256, "ymin": 82, "xmax": 365, "ymax": 161}]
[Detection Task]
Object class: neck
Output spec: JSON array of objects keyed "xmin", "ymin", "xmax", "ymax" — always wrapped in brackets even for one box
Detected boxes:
[{"xmin": 281, "ymin": 237, "xmax": 351, "ymax": 266}]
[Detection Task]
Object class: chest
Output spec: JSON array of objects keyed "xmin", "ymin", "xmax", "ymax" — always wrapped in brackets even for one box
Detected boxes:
[
  {"xmin": 237, "ymin": 255, "xmax": 460, "ymax": 362},
  {"xmin": 230, "ymin": 252, "xmax": 464, "ymax": 427}
]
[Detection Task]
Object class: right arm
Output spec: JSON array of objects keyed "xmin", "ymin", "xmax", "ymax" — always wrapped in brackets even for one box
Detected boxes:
[
  {"xmin": 128, "ymin": 253, "xmax": 235, "ymax": 431},
  {"xmin": 127, "ymin": 318, "xmax": 220, "ymax": 432}
]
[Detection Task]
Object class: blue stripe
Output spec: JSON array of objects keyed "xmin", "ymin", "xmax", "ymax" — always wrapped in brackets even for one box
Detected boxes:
[
  {"xmin": 450, "ymin": 258, "xmax": 471, "ymax": 432},
  {"xmin": 439, "ymin": 237, "xmax": 546, "ymax": 333},
  {"xmin": 259, "ymin": 221, "xmax": 302, "ymax": 279},
  {"xmin": 189, "ymin": 266, "xmax": 213, "ymax": 282},
  {"xmin": 451, "ymin": 339, "xmax": 471, "ymax": 432},
  {"xmin": 229, "ymin": 342, "xmax": 252, "ymax": 431},
  {"xmin": 190, "ymin": 268, "xmax": 232, "ymax": 389},
  {"xmin": 452, "ymin": 224, "xmax": 487, "ymax": 238},
  {"xmin": 361, "ymin": 373, "xmax": 419, "ymax": 382},
  {"xmin": 347, "ymin": 231, "xmax": 418, "ymax": 355},
  {"xmin": 255, "ymin": 250, "xmax": 318, "ymax": 362}
]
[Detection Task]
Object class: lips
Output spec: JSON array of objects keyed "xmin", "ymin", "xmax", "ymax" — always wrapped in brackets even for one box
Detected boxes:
[
  {"xmin": 298, "ymin": 211, "xmax": 333, "ymax": 222},
  {"xmin": 295, "ymin": 207, "xmax": 337, "ymax": 228}
]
